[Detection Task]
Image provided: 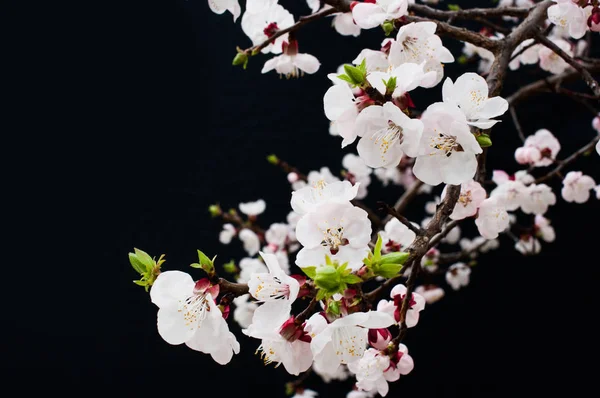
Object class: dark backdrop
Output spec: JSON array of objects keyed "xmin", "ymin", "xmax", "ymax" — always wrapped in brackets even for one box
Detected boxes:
[{"xmin": 5, "ymin": 0, "xmax": 599, "ymax": 396}]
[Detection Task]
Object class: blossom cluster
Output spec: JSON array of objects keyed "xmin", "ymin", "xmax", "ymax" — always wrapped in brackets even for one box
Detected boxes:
[{"xmin": 128, "ymin": 1, "xmax": 600, "ymax": 397}]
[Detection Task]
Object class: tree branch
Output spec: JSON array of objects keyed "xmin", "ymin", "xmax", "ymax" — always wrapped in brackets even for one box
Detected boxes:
[
  {"xmin": 408, "ymin": 4, "xmax": 531, "ymax": 20},
  {"xmin": 509, "ymin": 105, "xmax": 526, "ymax": 143},
  {"xmin": 535, "ymin": 33, "xmax": 600, "ymax": 97},
  {"xmin": 378, "ymin": 202, "xmax": 423, "ymax": 235},
  {"xmin": 219, "ymin": 278, "xmax": 249, "ymax": 296},
  {"xmin": 534, "ymin": 136, "xmax": 600, "ymax": 184}
]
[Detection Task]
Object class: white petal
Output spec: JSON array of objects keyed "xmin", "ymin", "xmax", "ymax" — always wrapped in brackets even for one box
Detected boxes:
[
  {"xmin": 294, "ymin": 53, "xmax": 320, "ymax": 74},
  {"xmin": 150, "ymin": 271, "xmax": 195, "ymax": 310},
  {"xmin": 324, "ymin": 84, "xmax": 355, "ymax": 121},
  {"xmin": 261, "ymin": 57, "xmax": 279, "ymax": 74},
  {"xmin": 366, "ymin": 71, "xmax": 390, "ymax": 96},
  {"xmin": 357, "ymin": 134, "xmax": 405, "ymax": 169},
  {"xmin": 477, "ymin": 97, "xmax": 509, "ymax": 119},
  {"xmin": 157, "ymin": 308, "xmax": 197, "ymax": 345},
  {"xmin": 352, "ymin": 4, "xmax": 387, "ymax": 29}
]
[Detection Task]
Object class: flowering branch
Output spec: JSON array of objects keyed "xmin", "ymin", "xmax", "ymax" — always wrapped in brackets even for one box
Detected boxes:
[
  {"xmin": 407, "ymin": 4, "xmax": 531, "ymax": 20},
  {"xmin": 534, "ymin": 136, "xmax": 600, "ymax": 184},
  {"xmin": 378, "ymin": 201, "xmax": 423, "ymax": 235}
]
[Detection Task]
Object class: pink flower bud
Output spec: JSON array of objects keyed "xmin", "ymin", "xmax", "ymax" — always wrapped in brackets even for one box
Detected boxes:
[
  {"xmin": 588, "ymin": 8, "xmax": 600, "ymax": 32},
  {"xmin": 515, "ymin": 147, "xmax": 529, "ymax": 164},
  {"xmin": 592, "ymin": 115, "xmax": 600, "ymax": 133},
  {"xmin": 368, "ymin": 328, "xmax": 392, "ymax": 350},
  {"xmin": 287, "ymin": 172, "xmax": 299, "ymax": 183},
  {"xmin": 279, "ymin": 317, "xmax": 312, "ymax": 343}
]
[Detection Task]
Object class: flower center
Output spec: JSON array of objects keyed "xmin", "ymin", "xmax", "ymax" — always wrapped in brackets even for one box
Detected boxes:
[
  {"xmin": 458, "ymin": 190, "xmax": 473, "ymax": 207},
  {"xmin": 371, "ymin": 121, "xmax": 404, "ymax": 155},
  {"xmin": 178, "ymin": 293, "xmax": 210, "ymax": 329},
  {"xmin": 428, "ymin": 132, "xmax": 464, "ymax": 157},
  {"xmin": 253, "ymin": 275, "xmax": 291, "ymax": 300},
  {"xmin": 321, "ymin": 227, "xmax": 349, "ymax": 254},
  {"xmin": 400, "ymin": 36, "xmax": 422, "ymax": 61},
  {"xmin": 263, "ymin": 22, "xmax": 279, "ymax": 38},
  {"xmin": 256, "ymin": 342, "xmax": 279, "ymax": 366}
]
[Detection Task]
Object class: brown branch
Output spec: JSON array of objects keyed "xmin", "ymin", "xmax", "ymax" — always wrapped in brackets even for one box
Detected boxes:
[
  {"xmin": 378, "ymin": 202, "xmax": 423, "ymax": 235},
  {"xmin": 535, "ymin": 33, "xmax": 600, "ymax": 97},
  {"xmin": 509, "ymin": 105, "xmax": 526, "ymax": 142},
  {"xmin": 220, "ymin": 211, "xmax": 265, "ymax": 236},
  {"xmin": 427, "ymin": 220, "xmax": 461, "ymax": 250},
  {"xmin": 534, "ymin": 136, "xmax": 600, "ymax": 184},
  {"xmin": 244, "ymin": 7, "xmax": 337, "ymax": 54},
  {"xmin": 408, "ymin": 4, "xmax": 531, "ymax": 20},
  {"xmin": 218, "ymin": 278, "xmax": 249, "ymax": 296},
  {"xmin": 295, "ymin": 296, "xmax": 319, "ymax": 325}
]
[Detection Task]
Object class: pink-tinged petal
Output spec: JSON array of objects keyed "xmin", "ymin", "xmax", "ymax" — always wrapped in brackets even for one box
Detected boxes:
[
  {"xmin": 390, "ymin": 284, "xmax": 407, "ymax": 298},
  {"xmin": 376, "ymin": 377, "xmax": 390, "ymax": 397},
  {"xmin": 352, "ymin": 4, "xmax": 387, "ymax": 29},
  {"xmin": 397, "ymin": 352, "xmax": 414, "ymax": 374},
  {"xmin": 294, "ymin": 53, "xmax": 320, "ymax": 74},
  {"xmin": 405, "ymin": 309, "xmax": 420, "ymax": 328},
  {"xmin": 282, "ymin": 341, "xmax": 313, "ymax": 375},
  {"xmin": 477, "ymin": 97, "xmax": 509, "ymax": 119},
  {"xmin": 150, "ymin": 271, "xmax": 195, "ymax": 310}
]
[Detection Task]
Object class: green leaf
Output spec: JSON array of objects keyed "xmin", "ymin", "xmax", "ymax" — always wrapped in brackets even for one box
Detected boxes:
[
  {"xmin": 357, "ymin": 58, "xmax": 367, "ymax": 75},
  {"xmin": 301, "ymin": 266, "xmax": 317, "ymax": 280},
  {"xmin": 190, "ymin": 262, "xmax": 202, "ymax": 269},
  {"xmin": 133, "ymin": 279, "xmax": 147, "ymax": 287},
  {"xmin": 373, "ymin": 233, "xmax": 383, "ymax": 263},
  {"xmin": 447, "ymin": 4, "xmax": 461, "ymax": 11},
  {"xmin": 336, "ymin": 74, "xmax": 355, "ymax": 84},
  {"xmin": 267, "ymin": 154, "xmax": 279, "ymax": 164},
  {"xmin": 134, "ymin": 248, "xmax": 154, "ymax": 268},
  {"xmin": 476, "ymin": 133, "xmax": 493, "ymax": 148},
  {"xmin": 129, "ymin": 252, "xmax": 146, "ymax": 274},
  {"xmin": 197, "ymin": 250, "xmax": 212, "ymax": 266},
  {"xmin": 376, "ymin": 263, "xmax": 403, "ymax": 278},
  {"xmin": 327, "ymin": 300, "xmax": 341, "ymax": 316},
  {"xmin": 342, "ymin": 274, "xmax": 363, "ymax": 284},
  {"xmin": 343, "ymin": 64, "xmax": 365, "ymax": 85},
  {"xmin": 385, "ymin": 76, "xmax": 397, "ymax": 93},
  {"xmin": 316, "ymin": 289, "xmax": 327, "ymax": 301},
  {"xmin": 314, "ymin": 265, "xmax": 341, "ymax": 291}
]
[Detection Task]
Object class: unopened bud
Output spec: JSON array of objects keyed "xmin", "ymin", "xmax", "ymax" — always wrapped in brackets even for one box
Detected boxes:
[
  {"xmin": 287, "ymin": 172, "xmax": 299, "ymax": 183},
  {"xmin": 208, "ymin": 204, "xmax": 222, "ymax": 217},
  {"xmin": 382, "ymin": 21, "xmax": 394, "ymax": 36},
  {"xmin": 267, "ymin": 154, "xmax": 279, "ymax": 165},
  {"xmin": 232, "ymin": 52, "xmax": 249, "ymax": 69},
  {"xmin": 476, "ymin": 133, "xmax": 492, "ymax": 148},
  {"xmin": 368, "ymin": 328, "xmax": 392, "ymax": 350}
]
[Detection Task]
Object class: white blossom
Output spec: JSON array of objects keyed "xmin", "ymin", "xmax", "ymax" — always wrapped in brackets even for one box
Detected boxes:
[
  {"xmin": 547, "ymin": 0, "xmax": 590, "ymax": 39},
  {"xmin": 207, "ymin": 0, "xmax": 241, "ymax": 22},
  {"xmin": 239, "ymin": 228, "xmax": 261, "ymax": 256},
  {"xmin": 561, "ymin": 171, "xmax": 596, "ymax": 203},
  {"xmin": 248, "ymin": 251, "xmax": 300, "ymax": 303},
  {"xmin": 475, "ymin": 197, "xmax": 509, "ymax": 239},
  {"xmin": 444, "ymin": 179, "xmax": 486, "ymax": 220},
  {"xmin": 238, "ymin": 257, "xmax": 268, "ymax": 283},
  {"xmin": 520, "ymin": 183, "xmax": 557, "ymax": 215},
  {"xmin": 332, "ymin": 12, "xmax": 361, "ymax": 37},
  {"xmin": 414, "ymin": 285, "xmax": 445, "ymax": 304},
  {"xmin": 445, "ymin": 262, "xmax": 471, "ymax": 291},
  {"xmin": 539, "ymin": 38, "xmax": 573, "ymax": 74},
  {"xmin": 239, "ymin": 199, "xmax": 266, "ymax": 216},
  {"xmin": 219, "ymin": 223, "xmax": 236, "ymax": 244},
  {"xmin": 291, "ymin": 180, "xmax": 359, "ymax": 215},
  {"xmin": 379, "ymin": 218, "xmax": 416, "ymax": 253},
  {"xmin": 241, "ymin": 4, "xmax": 294, "ymax": 54},
  {"xmin": 352, "ymin": 0, "xmax": 409, "ymax": 30},
  {"xmin": 535, "ymin": 215, "xmax": 556, "ymax": 242},
  {"xmin": 515, "ymin": 236, "xmax": 542, "ymax": 255}
]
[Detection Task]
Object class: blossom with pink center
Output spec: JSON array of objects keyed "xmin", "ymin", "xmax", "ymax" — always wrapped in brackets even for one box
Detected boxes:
[
  {"xmin": 241, "ymin": 4, "xmax": 294, "ymax": 54},
  {"xmin": 248, "ymin": 252, "xmax": 300, "ymax": 303},
  {"xmin": 295, "ymin": 202, "xmax": 371, "ymax": 271},
  {"xmin": 521, "ymin": 183, "xmax": 557, "ymax": 215},
  {"xmin": 207, "ymin": 0, "xmax": 241, "ymax": 22},
  {"xmin": 534, "ymin": 215, "xmax": 556, "ymax": 242},
  {"xmin": 377, "ymin": 284, "xmax": 426, "ymax": 327},
  {"xmin": 547, "ymin": 0, "xmax": 590, "ymax": 39},
  {"xmin": 351, "ymin": 0, "xmax": 409, "ymax": 30},
  {"xmin": 561, "ymin": 171, "xmax": 596, "ymax": 203},
  {"xmin": 445, "ymin": 262, "xmax": 471, "ymax": 291},
  {"xmin": 310, "ymin": 310, "xmax": 395, "ymax": 374},
  {"xmin": 379, "ymin": 218, "xmax": 416, "ymax": 254},
  {"xmin": 389, "ymin": 22, "xmax": 454, "ymax": 86},
  {"xmin": 355, "ymin": 102, "xmax": 424, "ymax": 169},
  {"xmin": 539, "ymin": 38, "xmax": 573, "ymax": 74},
  {"xmin": 414, "ymin": 285, "xmax": 445, "ymax": 304},
  {"xmin": 515, "ymin": 129, "xmax": 561, "ymax": 167},
  {"xmin": 243, "ymin": 301, "xmax": 313, "ymax": 375},
  {"xmin": 262, "ymin": 40, "xmax": 320, "ymax": 78},
  {"xmin": 347, "ymin": 348, "xmax": 401, "ymax": 396},
  {"xmin": 150, "ymin": 272, "xmax": 240, "ymax": 364},
  {"xmin": 413, "ymin": 102, "xmax": 482, "ymax": 186},
  {"xmin": 442, "ymin": 179, "xmax": 486, "ymax": 220},
  {"xmin": 475, "ymin": 197, "xmax": 509, "ymax": 239}
]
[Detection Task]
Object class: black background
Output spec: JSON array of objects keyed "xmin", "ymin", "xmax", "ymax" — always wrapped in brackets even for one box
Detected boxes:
[{"xmin": 5, "ymin": 0, "xmax": 600, "ymax": 396}]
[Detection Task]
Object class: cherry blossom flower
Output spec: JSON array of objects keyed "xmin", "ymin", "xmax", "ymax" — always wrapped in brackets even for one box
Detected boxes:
[
  {"xmin": 347, "ymin": 348, "xmax": 392, "ymax": 396},
  {"xmin": 475, "ymin": 197, "xmax": 509, "ymax": 239},
  {"xmin": 445, "ymin": 262, "xmax": 471, "ymax": 291},
  {"xmin": 207, "ymin": 0, "xmax": 241, "ymax": 22},
  {"xmin": 233, "ymin": 294, "xmax": 258, "ymax": 329},
  {"xmin": 150, "ymin": 272, "xmax": 240, "ymax": 364},
  {"xmin": 306, "ymin": 0, "xmax": 320, "ymax": 13},
  {"xmin": 561, "ymin": 171, "xmax": 596, "ymax": 203},
  {"xmin": 547, "ymin": 0, "xmax": 590, "ymax": 39},
  {"xmin": 534, "ymin": 215, "xmax": 556, "ymax": 242},
  {"xmin": 292, "ymin": 389, "xmax": 319, "ymax": 398},
  {"xmin": 509, "ymin": 38, "xmax": 541, "ymax": 70},
  {"xmin": 291, "ymin": 180, "xmax": 359, "ymax": 215},
  {"xmin": 377, "ymin": 284, "xmax": 425, "ymax": 327},
  {"xmin": 265, "ymin": 223, "xmax": 291, "ymax": 249},
  {"xmin": 413, "ymin": 102, "xmax": 482, "ymax": 185},
  {"xmin": 219, "ymin": 223, "xmax": 236, "ymax": 244},
  {"xmin": 262, "ymin": 40, "xmax": 320, "ymax": 78},
  {"xmin": 310, "ymin": 311, "xmax": 395, "ymax": 374},
  {"xmin": 379, "ymin": 218, "xmax": 416, "ymax": 253},
  {"xmin": 239, "ymin": 228, "xmax": 261, "ymax": 256},
  {"xmin": 367, "ymin": 62, "xmax": 437, "ymax": 97},
  {"xmin": 515, "ymin": 235, "xmax": 541, "ymax": 255},
  {"xmin": 241, "ymin": 4, "xmax": 294, "ymax": 54},
  {"xmin": 414, "ymin": 285, "xmax": 445, "ymax": 304},
  {"xmin": 521, "ymin": 183, "xmax": 557, "ymax": 214},
  {"xmin": 295, "ymin": 202, "xmax": 371, "ymax": 271},
  {"xmin": 539, "ymin": 38, "xmax": 573, "ymax": 74},
  {"xmin": 442, "ymin": 73, "xmax": 509, "ymax": 129},
  {"xmin": 239, "ymin": 199, "xmax": 266, "ymax": 216},
  {"xmin": 243, "ymin": 301, "xmax": 313, "ymax": 375},
  {"xmin": 490, "ymin": 180, "xmax": 525, "ymax": 212},
  {"xmin": 515, "ymin": 129, "xmax": 561, "ymax": 167},
  {"xmin": 592, "ymin": 114, "xmax": 600, "ymax": 133},
  {"xmin": 332, "ymin": 12, "xmax": 361, "ymax": 37},
  {"xmin": 245, "ymin": 0, "xmax": 276, "ymax": 14},
  {"xmin": 355, "ymin": 102, "xmax": 424, "ymax": 168},
  {"xmin": 248, "ymin": 251, "xmax": 300, "ymax": 303},
  {"xmin": 463, "ymin": 41, "xmax": 496, "ymax": 74},
  {"xmin": 443, "ymin": 179, "xmax": 486, "ymax": 220},
  {"xmin": 237, "ymin": 257, "xmax": 268, "ymax": 283},
  {"xmin": 351, "ymin": 0, "xmax": 409, "ymax": 30},
  {"xmin": 388, "ymin": 21, "xmax": 454, "ymax": 85},
  {"xmin": 324, "ymin": 83, "xmax": 361, "ymax": 147}
]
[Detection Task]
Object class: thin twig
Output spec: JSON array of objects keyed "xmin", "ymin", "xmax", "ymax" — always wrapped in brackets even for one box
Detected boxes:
[
  {"xmin": 510, "ymin": 106, "xmax": 526, "ymax": 142},
  {"xmin": 534, "ymin": 136, "xmax": 600, "ymax": 184},
  {"xmin": 378, "ymin": 202, "xmax": 423, "ymax": 235}
]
